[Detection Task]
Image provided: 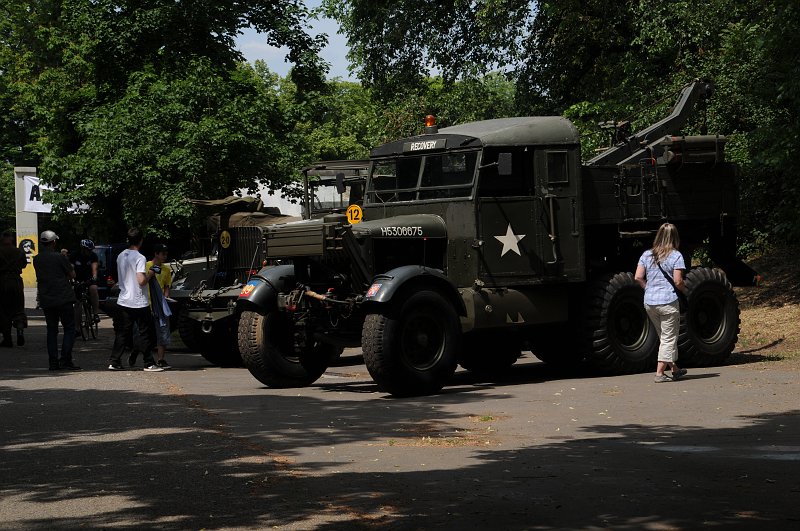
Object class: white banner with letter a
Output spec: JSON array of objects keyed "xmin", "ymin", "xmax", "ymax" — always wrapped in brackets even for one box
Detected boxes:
[
  {"xmin": 23, "ymin": 175, "xmax": 53, "ymax": 213},
  {"xmin": 22, "ymin": 175, "xmax": 87, "ymax": 213}
]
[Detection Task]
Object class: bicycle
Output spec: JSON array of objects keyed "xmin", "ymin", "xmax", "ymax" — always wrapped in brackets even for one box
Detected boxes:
[{"xmin": 74, "ymin": 281, "xmax": 99, "ymax": 340}]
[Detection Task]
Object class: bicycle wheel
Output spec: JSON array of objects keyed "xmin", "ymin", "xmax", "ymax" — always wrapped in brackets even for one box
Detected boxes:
[
  {"xmin": 80, "ymin": 301, "xmax": 91, "ymax": 340},
  {"xmin": 87, "ymin": 301, "xmax": 98, "ymax": 339},
  {"xmin": 91, "ymin": 316, "xmax": 99, "ymax": 339}
]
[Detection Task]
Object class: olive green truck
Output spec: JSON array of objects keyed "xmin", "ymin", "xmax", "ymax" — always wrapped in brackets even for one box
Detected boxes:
[{"xmin": 235, "ymin": 80, "xmax": 753, "ymax": 396}]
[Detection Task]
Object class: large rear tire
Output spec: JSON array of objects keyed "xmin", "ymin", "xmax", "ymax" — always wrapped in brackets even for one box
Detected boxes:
[
  {"xmin": 238, "ymin": 310, "xmax": 330, "ymax": 388},
  {"xmin": 362, "ymin": 290, "xmax": 460, "ymax": 396},
  {"xmin": 678, "ymin": 267, "xmax": 740, "ymax": 366},
  {"xmin": 585, "ymin": 272, "xmax": 658, "ymax": 374}
]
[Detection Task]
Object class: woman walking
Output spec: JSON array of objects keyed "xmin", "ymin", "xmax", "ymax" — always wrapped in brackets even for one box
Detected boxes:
[{"xmin": 635, "ymin": 223, "xmax": 688, "ymax": 383}]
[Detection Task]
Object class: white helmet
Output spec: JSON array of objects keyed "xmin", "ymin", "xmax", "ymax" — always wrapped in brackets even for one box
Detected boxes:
[{"xmin": 40, "ymin": 230, "xmax": 59, "ymax": 243}]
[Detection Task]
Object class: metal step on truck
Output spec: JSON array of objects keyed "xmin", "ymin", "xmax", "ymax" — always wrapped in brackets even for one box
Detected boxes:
[{"xmin": 235, "ymin": 80, "xmax": 756, "ymax": 396}]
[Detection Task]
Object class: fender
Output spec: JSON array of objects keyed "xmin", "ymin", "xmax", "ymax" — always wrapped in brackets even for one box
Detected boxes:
[
  {"xmin": 363, "ymin": 265, "xmax": 466, "ymax": 316},
  {"xmin": 236, "ymin": 264, "xmax": 295, "ymax": 314}
]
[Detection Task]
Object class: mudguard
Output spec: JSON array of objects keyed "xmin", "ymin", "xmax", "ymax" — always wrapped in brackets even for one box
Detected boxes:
[
  {"xmin": 364, "ymin": 265, "xmax": 466, "ymax": 316},
  {"xmin": 236, "ymin": 264, "xmax": 295, "ymax": 314}
]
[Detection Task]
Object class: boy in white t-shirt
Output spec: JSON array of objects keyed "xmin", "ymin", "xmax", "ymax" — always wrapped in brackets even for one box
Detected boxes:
[{"xmin": 108, "ymin": 228, "xmax": 163, "ymax": 371}]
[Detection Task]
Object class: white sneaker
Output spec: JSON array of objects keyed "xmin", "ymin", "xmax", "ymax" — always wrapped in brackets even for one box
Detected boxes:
[{"xmin": 143, "ymin": 365, "xmax": 164, "ymax": 372}]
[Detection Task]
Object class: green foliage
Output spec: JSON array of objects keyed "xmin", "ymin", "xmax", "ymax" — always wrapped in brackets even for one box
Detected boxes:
[
  {"xmin": 0, "ymin": 162, "xmax": 14, "ymax": 230},
  {"xmin": 322, "ymin": 0, "xmax": 529, "ymax": 101},
  {"xmin": 3, "ymin": 0, "xmax": 799, "ymax": 248},
  {"xmin": 40, "ymin": 60, "xmax": 298, "ymax": 236},
  {"xmin": 328, "ymin": 0, "xmax": 800, "ymax": 247},
  {"xmin": 0, "ymin": 0, "xmax": 326, "ymax": 237}
]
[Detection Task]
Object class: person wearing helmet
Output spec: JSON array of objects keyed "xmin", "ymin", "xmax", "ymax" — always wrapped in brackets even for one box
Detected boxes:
[
  {"xmin": 70, "ymin": 238, "xmax": 101, "ymax": 328},
  {"xmin": 33, "ymin": 230, "xmax": 80, "ymax": 370},
  {"xmin": 0, "ymin": 229, "xmax": 28, "ymax": 347}
]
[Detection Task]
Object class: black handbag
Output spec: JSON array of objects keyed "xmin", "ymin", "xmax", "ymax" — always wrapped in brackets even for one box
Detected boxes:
[{"xmin": 656, "ymin": 261, "xmax": 688, "ymax": 310}]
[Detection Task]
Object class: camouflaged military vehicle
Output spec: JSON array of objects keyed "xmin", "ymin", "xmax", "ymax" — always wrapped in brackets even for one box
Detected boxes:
[
  {"xmin": 236, "ymin": 81, "xmax": 754, "ymax": 396},
  {"xmin": 172, "ymin": 161, "xmax": 368, "ymax": 366}
]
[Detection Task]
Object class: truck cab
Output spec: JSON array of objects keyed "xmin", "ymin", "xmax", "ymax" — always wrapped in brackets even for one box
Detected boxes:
[{"xmin": 363, "ymin": 116, "xmax": 584, "ymax": 287}]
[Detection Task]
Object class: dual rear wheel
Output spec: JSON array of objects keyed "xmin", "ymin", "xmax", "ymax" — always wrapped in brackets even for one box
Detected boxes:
[{"xmin": 584, "ymin": 268, "xmax": 739, "ymax": 373}]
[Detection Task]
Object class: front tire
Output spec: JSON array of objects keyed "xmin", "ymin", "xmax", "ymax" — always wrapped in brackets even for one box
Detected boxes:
[
  {"xmin": 678, "ymin": 267, "xmax": 740, "ymax": 366},
  {"xmin": 362, "ymin": 290, "xmax": 460, "ymax": 396},
  {"xmin": 238, "ymin": 310, "xmax": 330, "ymax": 388},
  {"xmin": 585, "ymin": 272, "xmax": 658, "ymax": 374}
]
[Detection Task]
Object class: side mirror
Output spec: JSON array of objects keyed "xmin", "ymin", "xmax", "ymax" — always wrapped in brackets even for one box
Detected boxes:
[
  {"xmin": 497, "ymin": 153, "xmax": 513, "ymax": 176},
  {"xmin": 335, "ymin": 173, "xmax": 346, "ymax": 195}
]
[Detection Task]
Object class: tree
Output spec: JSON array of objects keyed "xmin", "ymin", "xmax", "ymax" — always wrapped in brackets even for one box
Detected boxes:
[
  {"xmin": 327, "ymin": 0, "xmax": 800, "ymax": 245},
  {"xmin": 323, "ymin": 0, "xmax": 530, "ymax": 102},
  {"xmin": 0, "ymin": 0, "xmax": 327, "ymax": 237}
]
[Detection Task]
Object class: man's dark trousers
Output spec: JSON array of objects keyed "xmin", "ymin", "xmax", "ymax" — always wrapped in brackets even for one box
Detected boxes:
[
  {"xmin": 110, "ymin": 305, "xmax": 156, "ymax": 366},
  {"xmin": 43, "ymin": 302, "xmax": 76, "ymax": 368}
]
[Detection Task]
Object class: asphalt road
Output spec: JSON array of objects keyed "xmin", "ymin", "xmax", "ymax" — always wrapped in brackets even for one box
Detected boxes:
[{"xmin": 1, "ymin": 315, "xmax": 799, "ymax": 530}]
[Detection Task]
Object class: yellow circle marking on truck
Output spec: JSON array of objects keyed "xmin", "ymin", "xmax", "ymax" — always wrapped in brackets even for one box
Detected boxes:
[
  {"xmin": 346, "ymin": 204, "xmax": 363, "ymax": 224},
  {"xmin": 219, "ymin": 230, "xmax": 231, "ymax": 249}
]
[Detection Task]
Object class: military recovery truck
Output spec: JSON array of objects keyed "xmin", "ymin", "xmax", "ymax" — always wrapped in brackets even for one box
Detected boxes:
[
  {"xmin": 236, "ymin": 80, "xmax": 754, "ymax": 396},
  {"xmin": 172, "ymin": 161, "xmax": 368, "ymax": 366}
]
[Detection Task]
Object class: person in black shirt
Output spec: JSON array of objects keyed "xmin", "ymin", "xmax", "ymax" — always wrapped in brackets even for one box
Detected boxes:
[
  {"xmin": 70, "ymin": 238, "xmax": 101, "ymax": 328},
  {"xmin": 0, "ymin": 230, "xmax": 27, "ymax": 347},
  {"xmin": 33, "ymin": 230, "xmax": 80, "ymax": 370}
]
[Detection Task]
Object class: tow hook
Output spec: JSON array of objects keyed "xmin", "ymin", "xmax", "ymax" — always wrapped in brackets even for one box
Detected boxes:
[{"xmin": 201, "ymin": 315, "xmax": 214, "ymax": 334}]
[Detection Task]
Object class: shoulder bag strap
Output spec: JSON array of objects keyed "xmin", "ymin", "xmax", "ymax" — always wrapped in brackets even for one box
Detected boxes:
[{"xmin": 656, "ymin": 260, "xmax": 681, "ymax": 296}]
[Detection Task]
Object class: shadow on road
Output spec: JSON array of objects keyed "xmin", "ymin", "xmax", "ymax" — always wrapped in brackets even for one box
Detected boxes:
[
  {"xmin": 2, "ymin": 372, "xmax": 798, "ymax": 529},
  {"xmin": 3, "ymin": 325, "xmax": 798, "ymax": 529}
]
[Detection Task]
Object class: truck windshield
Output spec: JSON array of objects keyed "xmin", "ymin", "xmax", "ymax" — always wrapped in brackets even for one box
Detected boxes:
[
  {"xmin": 308, "ymin": 178, "xmax": 365, "ymax": 214},
  {"xmin": 367, "ymin": 151, "xmax": 478, "ymax": 203}
]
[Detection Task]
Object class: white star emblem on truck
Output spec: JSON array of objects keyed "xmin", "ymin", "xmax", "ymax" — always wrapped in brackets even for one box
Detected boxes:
[{"xmin": 494, "ymin": 224, "xmax": 526, "ymax": 257}]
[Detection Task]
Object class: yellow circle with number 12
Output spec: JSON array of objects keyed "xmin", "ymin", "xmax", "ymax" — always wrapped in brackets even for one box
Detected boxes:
[
  {"xmin": 219, "ymin": 230, "xmax": 232, "ymax": 249},
  {"xmin": 346, "ymin": 204, "xmax": 363, "ymax": 224}
]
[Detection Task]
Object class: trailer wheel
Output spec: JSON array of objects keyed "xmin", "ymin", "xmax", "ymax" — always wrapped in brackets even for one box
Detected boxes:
[
  {"xmin": 678, "ymin": 267, "xmax": 740, "ymax": 366},
  {"xmin": 585, "ymin": 272, "xmax": 658, "ymax": 374},
  {"xmin": 238, "ymin": 310, "xmax": 329, "ymax": 388},
  {"xmin": 362, "ymin": 290, "xmax": 460, "ymax": 396},
  {"xmin": 177, "ymin": 306, "xmax": 203, "ymax": 352},
  {"xmin": 458, "ymin": 333, "xmax": 520, "ymax": 373},
  {"xmin": 197, "ymin": 318, "xmax": 243, "ymax": 367}
]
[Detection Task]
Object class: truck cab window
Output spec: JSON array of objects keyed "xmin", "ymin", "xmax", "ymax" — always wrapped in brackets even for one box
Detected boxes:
[
  {"xmin": 547, "ymin": 151, "xmax": 569, "ymax": 185},
  {"xmin": 368, "ymin": 152, "xmax": 477, "ymax": 202},
  {"xmin": 478, "ymin": 148, "xmax": 531, "ymax": 197},
  {"xmin": 418, "ymin": 152, "xmax": 476, "ymax": 199}
]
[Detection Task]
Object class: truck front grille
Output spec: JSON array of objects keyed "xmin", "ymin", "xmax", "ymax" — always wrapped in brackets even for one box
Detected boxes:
[{"xmin": 218, "ymin": 226, "xmax": 264, "ymax": 271}]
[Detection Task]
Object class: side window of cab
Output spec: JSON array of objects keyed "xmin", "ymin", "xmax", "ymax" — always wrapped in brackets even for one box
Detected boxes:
[{"xmin": 477, "ymin": 147, "xmax": 534, "ymax": 197}]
